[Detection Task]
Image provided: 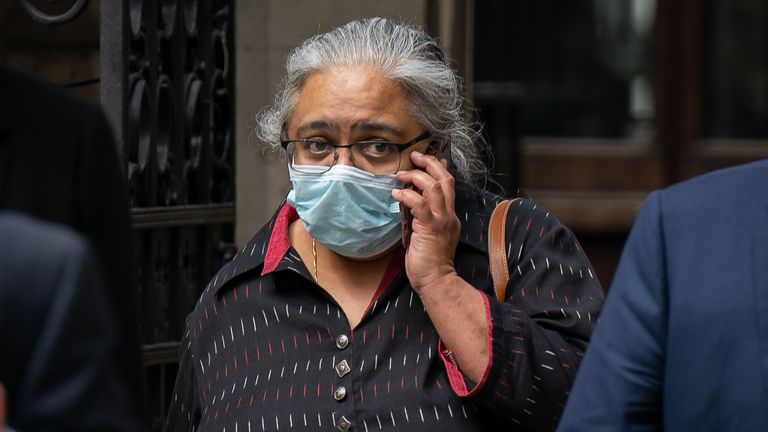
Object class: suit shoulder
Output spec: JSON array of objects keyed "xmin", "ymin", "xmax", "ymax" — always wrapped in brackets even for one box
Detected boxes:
[
  {"xmin": 0, "ymin": 213, "xmax": 90, "ymax": 259},
  {"xmin": 0, "ymin": 213, "xmax": 92, "ymax": 302},
  {"xmin": 664, "ymin": 160, "xmax": 768, "ymax": 198},
  {"xmin": 659, "ymin": 160, "xmax": 768, "ymax": 213}
]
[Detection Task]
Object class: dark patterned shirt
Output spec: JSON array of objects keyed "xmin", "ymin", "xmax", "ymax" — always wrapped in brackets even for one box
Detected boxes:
[{"xmin": 164, "ymin": 185, "xmax": 603, "ymax": 432}]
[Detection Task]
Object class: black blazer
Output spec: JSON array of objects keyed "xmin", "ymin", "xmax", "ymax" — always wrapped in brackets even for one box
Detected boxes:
[
  {"xmin": 0, "ymin": 213, "xmax": 139, "ymax": 431},
  {"xmin": 0, "ymin": 68, "xmax": 142, "ymax": 419}
]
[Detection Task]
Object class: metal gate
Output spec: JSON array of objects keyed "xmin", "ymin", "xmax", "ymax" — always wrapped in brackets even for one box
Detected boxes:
[{"xmin": 99, "ymin": 0, "xmax": 236, "ymax": 429}]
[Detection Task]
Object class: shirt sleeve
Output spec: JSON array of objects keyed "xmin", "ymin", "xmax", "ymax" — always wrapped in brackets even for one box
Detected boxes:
[
  {"xmin": 557, "ymin": 192, "xmax": 666, "ymax": 431},
  {"xmin": 444, "ymin": 198, "xmax": 605, "ymax": 430},
  {"xmin": 164, "ymin": 325, "xmax": 202, "ymax": 432}
]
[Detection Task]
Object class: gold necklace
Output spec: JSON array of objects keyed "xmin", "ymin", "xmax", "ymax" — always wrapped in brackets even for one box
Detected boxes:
[{"xmin": 312, "ymin": 237, "xmax": 318, "ymax": 282}]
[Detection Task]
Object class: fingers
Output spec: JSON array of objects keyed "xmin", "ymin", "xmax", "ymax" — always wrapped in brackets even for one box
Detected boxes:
[
  {"xmin": 394, "ymin": 186, "xmax": 432, "ymax": 222},
  {"xmin": 395, "ymin": 151, "xmax": 456, "ymax": 214}
]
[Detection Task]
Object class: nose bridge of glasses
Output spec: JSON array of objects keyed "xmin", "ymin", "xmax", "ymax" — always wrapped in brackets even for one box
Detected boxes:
[{"xmin": 333, "ymin": 145, "xmax": 355, "ymax": 166}]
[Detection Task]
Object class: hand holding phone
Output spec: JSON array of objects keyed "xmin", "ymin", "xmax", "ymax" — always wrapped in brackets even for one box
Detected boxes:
[
  {"xmin": 400, "ymin": 140, "xmax": 450, "ymax": 249},
  {"xmin": 393, "ymin": 143, "xmax": 461, "ymax": 292}
]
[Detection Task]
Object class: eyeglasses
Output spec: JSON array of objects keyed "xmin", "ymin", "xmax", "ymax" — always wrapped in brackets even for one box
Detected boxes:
[{"xmin": 280, "ymin": 131, "xmax": 432, "ymax": 175}]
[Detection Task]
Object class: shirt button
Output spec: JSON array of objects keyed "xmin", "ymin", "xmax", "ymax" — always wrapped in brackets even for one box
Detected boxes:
[
  {"xmin": 336, "ymin": 334, "xmax": 349, "ymax": 350},
  {"xmin": 336, "ymin": 415, "xmax": 352, "ymax": 432},
  {"xmin": 334, "ymin": 386, "xmax": 347, "ymax": 401},
  {"xmin": 335, "ymin": 359, "xmax": 351, "ymax": 378}
]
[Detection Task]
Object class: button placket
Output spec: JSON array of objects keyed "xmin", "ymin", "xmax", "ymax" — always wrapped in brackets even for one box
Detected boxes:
[
  {"xmin": 336, "ymin": 415, "xmax": 352, "ymax": 432},
  {"xmin": 333, "ymin": 358, "xmax": 351, "ymax": 402},
  {"xmin": 336, "ymin": 334, "xmax": 349, "ymax": 349},
  {"xmin": 333, "ymin": 386, "xmax": 347, "ymax": 401},
  {"xmin": 331, "ymin": 327, "xmax": 354, "ymax": 430},
  {"xmin": 335, "ymin": 359, "xmax": 351, "ymax": 377}
]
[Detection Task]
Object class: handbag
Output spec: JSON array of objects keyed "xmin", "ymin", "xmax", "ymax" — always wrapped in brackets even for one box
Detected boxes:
[{"xmin": 488, "ymin": 198, "xmax": 522, "ymax": 302}]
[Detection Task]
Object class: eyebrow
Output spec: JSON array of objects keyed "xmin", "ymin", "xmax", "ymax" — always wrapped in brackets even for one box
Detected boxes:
[
  {"xmin": 295, "ymin": 120, "xmax": 339, "ymax": 137},
  {"xmin": 352, "ymin": 122, "xmax": 404, "ymax": 137},
  {"xmin": 294, "ymin": 120, "xmax": 404, "ymax": 138}
]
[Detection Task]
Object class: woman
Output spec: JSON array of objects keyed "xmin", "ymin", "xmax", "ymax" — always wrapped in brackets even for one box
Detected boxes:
[{"xmin": 165, "ymin": 18, "xmax": 603, "ymax": 432}]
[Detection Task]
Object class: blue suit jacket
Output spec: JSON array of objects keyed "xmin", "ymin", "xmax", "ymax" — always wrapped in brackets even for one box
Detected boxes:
[
  {"xmin": 0, "ymin": 213, "xmax": 139, "ymax": 431},
  {"xmin": 558, "ymin": 160, "xmax": 768, "ymax": 431}
]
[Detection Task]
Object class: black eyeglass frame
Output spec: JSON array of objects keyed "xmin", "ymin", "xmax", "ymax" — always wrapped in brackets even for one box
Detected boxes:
[{"xmin": 280, "ymin": 130, "xmax": 433, "ymax": 173}]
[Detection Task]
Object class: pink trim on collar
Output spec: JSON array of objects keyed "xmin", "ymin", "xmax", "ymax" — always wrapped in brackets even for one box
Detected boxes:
[{"xmin": 261, "ymin": 204, "xmax": 299, "ymax": 276}]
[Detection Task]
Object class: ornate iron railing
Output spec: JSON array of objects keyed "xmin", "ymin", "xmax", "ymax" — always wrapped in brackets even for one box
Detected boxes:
[
  {"xmin": 19, "ymin": 0, "xmax": 90, "ymax": 25},
  {"xmin": 99, "ymin": 0, "xmax": 235, "ymax": 429}
]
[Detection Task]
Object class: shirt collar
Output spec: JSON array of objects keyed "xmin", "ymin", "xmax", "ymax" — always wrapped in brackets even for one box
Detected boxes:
[
  {"xmin": 212, "ymin": 183, "xmax": 501, "ymax": 296},
  {"xmin": 209, "ymin": 199, "xmax": 288, "ymax": 295}
]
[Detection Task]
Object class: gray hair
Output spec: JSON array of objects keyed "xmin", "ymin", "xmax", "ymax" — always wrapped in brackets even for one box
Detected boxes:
[{"xmin": 256, "ymin": 17, "xmax": 489, "ymax": 185}]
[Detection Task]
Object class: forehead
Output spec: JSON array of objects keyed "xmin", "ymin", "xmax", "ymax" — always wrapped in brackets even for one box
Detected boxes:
[{"xmin": 286, "ymin": 66, "xmax": 421, "ymax": 137}]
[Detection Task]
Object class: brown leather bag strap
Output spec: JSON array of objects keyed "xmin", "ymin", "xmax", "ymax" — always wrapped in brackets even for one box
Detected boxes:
[{"xmin": 488, "ymin": 198, "xmax": 520, "ymax": 302}]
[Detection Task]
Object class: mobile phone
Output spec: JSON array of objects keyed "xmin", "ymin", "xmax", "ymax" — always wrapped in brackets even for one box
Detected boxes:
[
  {"xmin": 400, "ymin": 189, "xmax": 414, "ymax": 249},
  {"xmin": 426, "ymin": 140, "xmax": 452, "ymax": 166}
]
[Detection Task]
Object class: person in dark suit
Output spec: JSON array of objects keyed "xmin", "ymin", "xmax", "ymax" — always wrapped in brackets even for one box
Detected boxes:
[
  {"xmin": 0, "ymin": 213, "xmax": 139, "ymax": 431},
  {"xmin": 0, "ymin": 67, "xmax": 141, "ymax": 421},
  {"xmin": 558, "ymin": 159, "xmax": 768, "ymax": 431}
]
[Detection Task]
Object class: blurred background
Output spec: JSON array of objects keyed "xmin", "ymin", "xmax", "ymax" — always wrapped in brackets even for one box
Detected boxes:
[{"xmin": 1, "ymin": 0, "xmax": 766, "ymax": 429}]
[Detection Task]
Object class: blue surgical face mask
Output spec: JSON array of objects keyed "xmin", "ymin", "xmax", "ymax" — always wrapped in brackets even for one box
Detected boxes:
[{"xmin": 287, "ymin": 164, "xmax": 403, "ymax": 258}]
